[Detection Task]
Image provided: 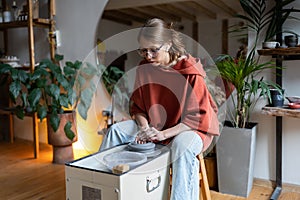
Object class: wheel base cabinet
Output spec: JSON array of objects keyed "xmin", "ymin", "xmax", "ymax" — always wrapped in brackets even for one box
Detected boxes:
[
  {"xmin": 65, "ymin": 144, "xmax": 170, "ymax": 200},
  {"xmin": 216, "ymin": 121, "xmax": 257, "ymax": 197}
]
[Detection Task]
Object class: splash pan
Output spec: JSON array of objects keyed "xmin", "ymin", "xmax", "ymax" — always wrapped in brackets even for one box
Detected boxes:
[{"xmin": 103, "ymin": 151, "xmax": 147, "ymax": 170}]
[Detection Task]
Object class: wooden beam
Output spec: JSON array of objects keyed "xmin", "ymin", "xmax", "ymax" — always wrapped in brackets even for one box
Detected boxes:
[
  {"xmin": 186, "ymin": 1, "xmax": 216, "ymax": 19},
  {"xmin": 139, "ymin": 5, "xmax": 181, "ymax": 22},
  {"xmin": 121, "ymin": 8, "xmax": 156, "ymax": 22},
  {"xmin": 117, "ymin": 10, "xmax": 148, "ymax": 24},
  {"xmin": 192, "ymin": 21, "xmax": 198, "ymax": 42},
  {"xmin": 222, "ymin": 19, "xmax": 228, "ymax": 54},
  {"xmin": 105, "ymin": 0, "xmax": 187, "ymax": 10},
  {"xmin": 101, "ymin": 12, "xmax": 133, "ymax": 26},
  {"xmin": 160, "ymin": 3, "xmax": 196, "ymax": 21},
  {"xmin": 209, "ymin": 0, "xmax": 237, "ymax": 17},
  {"xmin": 104, "ymin": 10, "xmax": 146, "ymax": 24}
]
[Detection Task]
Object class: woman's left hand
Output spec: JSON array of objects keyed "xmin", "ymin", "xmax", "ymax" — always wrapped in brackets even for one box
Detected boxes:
[{"xmin": 148, "ymin": 127, "xmax": 166, "ymax": 142}]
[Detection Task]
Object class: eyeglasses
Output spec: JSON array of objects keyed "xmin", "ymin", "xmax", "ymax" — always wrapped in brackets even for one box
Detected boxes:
[{"xmin": 137, "ymin": 44, "xmax": 164, "ymax": 58}]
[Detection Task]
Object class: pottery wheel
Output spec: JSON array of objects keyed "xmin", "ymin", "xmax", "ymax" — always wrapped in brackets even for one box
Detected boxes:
[{"xmin": 127, "ymin": 142, "xmax": 161, "ymax": 157}]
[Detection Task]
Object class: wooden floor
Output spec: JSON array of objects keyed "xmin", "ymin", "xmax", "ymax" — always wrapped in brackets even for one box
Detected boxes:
[{"xmin": 1, "ymin": 139, "xmax": 300, "ymax": 200}]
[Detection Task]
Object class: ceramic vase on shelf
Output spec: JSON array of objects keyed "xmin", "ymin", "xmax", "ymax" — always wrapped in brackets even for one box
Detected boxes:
[
  {"xmin": 3, "ymin": 10, "xmax": 12, "ymax": 22},
  {"xmin": 284, "ymin": 35, "xmax": 298, "ymax": 47},
  {"xmin": 269, "ymin": 89, "xmax": 284, "ymax": 107}
]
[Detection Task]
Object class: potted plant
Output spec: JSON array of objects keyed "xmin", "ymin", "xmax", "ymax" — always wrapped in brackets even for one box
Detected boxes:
[
  {"xmin": 237, "ymin": 0, "xmax": 300, "ymax": 45},
  {"xmin": 0, "ymin": 54, "xmax": 103, "ymax": 163},
  {"xmin": 214, "ymin": 0, "xmax": 287, "ymax": 197}
]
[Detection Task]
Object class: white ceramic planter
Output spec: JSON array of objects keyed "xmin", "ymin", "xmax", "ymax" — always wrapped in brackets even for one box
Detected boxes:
[{"xmin": 216, "ymin": 121, "xmax": 257, "ymax": 197}]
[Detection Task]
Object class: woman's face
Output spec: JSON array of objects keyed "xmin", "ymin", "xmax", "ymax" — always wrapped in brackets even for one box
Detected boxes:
[{"xmin": 138, "ymin": 36, "xmax": 170, "ymax": 66}]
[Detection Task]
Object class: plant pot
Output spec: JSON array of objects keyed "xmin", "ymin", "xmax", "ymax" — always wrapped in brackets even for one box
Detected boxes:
[
  {"xmin": 47, "ymin": 111, "xmax": 77, "ymax": 164},
  {"xmin": 216, "ymin": 121, "xmax": 257, "ymax": 197},
  {"xmin": 269, "ymin": 89, "xmax": 284, "ymax": 107}
]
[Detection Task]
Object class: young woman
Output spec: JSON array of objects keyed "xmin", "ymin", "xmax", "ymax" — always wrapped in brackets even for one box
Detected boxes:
[{"xmin": 100, "ymin": 18, "xmax": 220, "ymax": 200}]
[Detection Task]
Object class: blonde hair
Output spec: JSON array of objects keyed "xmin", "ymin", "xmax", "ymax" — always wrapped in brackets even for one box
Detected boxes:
[{"xmin": 138, "ymin": 18, "xmax": 186, "ymax": 62}]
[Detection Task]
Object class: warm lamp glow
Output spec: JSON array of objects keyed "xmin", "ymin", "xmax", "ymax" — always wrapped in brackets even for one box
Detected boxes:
[{"xmin": 72, "ymin": 109, "xmax": 104, "ymax": 159}]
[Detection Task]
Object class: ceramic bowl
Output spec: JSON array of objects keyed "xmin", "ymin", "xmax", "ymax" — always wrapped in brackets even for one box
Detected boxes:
[
  {"xmin": 262, "ymin": 41, "xmax": 280, "ymax": 49},
  {"xmin": 288, "ymin": 103, "xmax": 300, "ymax": 109}
]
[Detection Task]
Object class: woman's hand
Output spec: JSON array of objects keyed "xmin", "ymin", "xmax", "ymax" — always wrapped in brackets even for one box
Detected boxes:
[
  {"xmin": 135, "ymin": 126, "xmax": 151, "ymax": 143},
  {"xmin": 135, "ymin": 126, "xmax": 166, "ymax": 143},
  {"xmin": 148, "ymin": 127, "xmax": 166, "ymax": 142}
]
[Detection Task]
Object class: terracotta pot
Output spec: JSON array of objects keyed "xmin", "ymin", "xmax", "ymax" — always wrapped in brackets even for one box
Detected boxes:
[{"xmin": 47, "ymin": 111, "xmax": 77, "ymax": 164}]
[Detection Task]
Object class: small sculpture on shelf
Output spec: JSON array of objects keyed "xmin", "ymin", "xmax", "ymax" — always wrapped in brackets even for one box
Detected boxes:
[{"xmin": 11, "ymin": 0, "xmax": 19, "ymax": 21}]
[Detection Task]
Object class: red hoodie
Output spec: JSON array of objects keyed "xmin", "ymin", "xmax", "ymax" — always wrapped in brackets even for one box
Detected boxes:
[{"xmin": 130, "ymin": 55, "xmax": 219, "ymax": 151}]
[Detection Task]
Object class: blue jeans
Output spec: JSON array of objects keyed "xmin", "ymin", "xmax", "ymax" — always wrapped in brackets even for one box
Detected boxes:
[{"xmin": 99, "ymin": 120, "xmax": 203, "ymax": 200}]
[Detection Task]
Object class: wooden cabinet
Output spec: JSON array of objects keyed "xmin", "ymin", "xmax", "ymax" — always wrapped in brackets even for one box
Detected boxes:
[
  {"xmin": 258, "ymin": 47, "xmax": 300, "ymax": 200},
  {"xmin": 0, "ymin": 0, "xmax": 56, "ymax": 158}
]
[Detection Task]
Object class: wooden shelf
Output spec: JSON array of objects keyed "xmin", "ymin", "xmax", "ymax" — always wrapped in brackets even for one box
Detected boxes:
[
  {"xmin": 0, "ymin": 0, "xmax": 56, "ymax": 158},
  {"xmin": 0, "ymin": 18, "xmax": 53, "ymax": 30},
  {"xmin": 262, "ymin": 106, "xmax": 300, "ymax": 118},
  {"xmin": 258, "ymin": 47, "xmax": 300, "ymax": 56}
]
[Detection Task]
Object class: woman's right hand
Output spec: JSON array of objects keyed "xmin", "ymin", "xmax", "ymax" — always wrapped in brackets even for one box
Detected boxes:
[{"xmin": 135, "ymin": 126, "xmax": 151, "ymax": 143}]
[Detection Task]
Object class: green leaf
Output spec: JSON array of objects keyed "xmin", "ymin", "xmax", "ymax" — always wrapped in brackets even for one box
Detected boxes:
[
  {"xmin": 76, "ymin": 74, "xmax": 86, "ymax": 88},
  {"xmin": 80, "ymin": 87, "xmax": 93, "ymax": 108},
  {"xmin": 10, "ymin": 68, "xmax": 19, "ymax": 81},
  {"xmin": 20, "ymin": 93, "xmax": 28, "ymax": 108},
  {"xmin": 28, "ymin": 88, "xmax": 42, "ymax": 108},
  {"xmin": 9, "ymin": 81, "xmax": 22, "ymax": 100},
  {"xmin": 0, "ymin": 63, "xmax": 13, "ymax": 73},
  {"xmin": 37, "ymin": 105, "xmax": 47, "ymax": 121},
  {"xmin": 64, "ymin": 121, "xmax": 75, "ymax": 140},
  {"xmin": 15, "ymin": 105, "xmax": 25, "ymax": 119},
  {"xmin": 77, "ymin": 103, "xmax": 87, "ymax": 120},
  {"xmin": 74, "ymin": 60, "xmax": 82, "ymax": 70},
  {"xmin": 67, "ymin": 87, "xmax": 75, "ymax": 106},
  {"xmin": 48, "ymin": 84, "xmax": 60, "ymax": 100},
  {"xmin": 35, "ymin": 78, "xmax": 47, "ymax": 88},
  {"xmin": 63, "ymin": 65, "xmax": 76, "ymax": 78},
  {"xmin": 55, "ymin": 54, "xmax": 64, "ymax": 61},
  {"xmin": 59, "ymin": 95, "xmax": 69, "ymax": 108},
  {"xmin": 47, "ymin": 62, "xmax": 61, "ymax": 75},
  {"xmin": 56, "ymin": 74, "xmax": 69, "ymax": 89},
  {"xmin": 82, "ymin": 62, "xmax": 97, "ymax": 76},
  {"xmin": 49, "ymin": 113, "xmax": 60, "ymax": 132},
  {"xmin": 31, "ymin": 68, "xmax": 49, "ymax": 81},
  {"xmin": 18, "ymin": 70, "xmax": 29, "ymax": 83}
]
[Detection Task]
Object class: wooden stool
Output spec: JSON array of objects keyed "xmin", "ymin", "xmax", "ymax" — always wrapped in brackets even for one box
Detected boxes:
[
  {"xmin": 198, "ymin": 153, "xmax": 211, "ymax": 200},
  {"xmin": 169, "ymin": 153, "xmax": 211, "ymax": 200}
]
